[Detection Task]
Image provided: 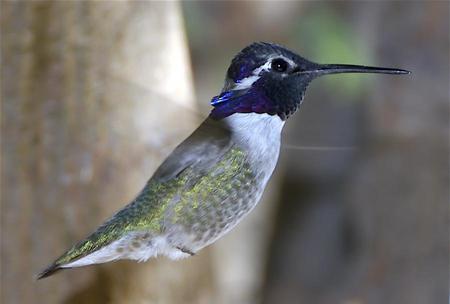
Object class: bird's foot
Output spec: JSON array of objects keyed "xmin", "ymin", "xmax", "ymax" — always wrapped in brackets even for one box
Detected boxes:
[{"xmin": 176, "ymin": 246, "xmax": 195, "ymax": 256}]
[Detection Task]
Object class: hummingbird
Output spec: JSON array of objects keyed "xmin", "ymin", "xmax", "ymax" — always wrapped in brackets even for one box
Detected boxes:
[{"xmin": 38, "ymin": 42, "xmax": 409, "ymax": 279}]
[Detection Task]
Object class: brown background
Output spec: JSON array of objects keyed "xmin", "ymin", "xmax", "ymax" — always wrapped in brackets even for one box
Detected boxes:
[{"xmin": 2, "ymin": 1, "xmax": 448, "ymax": 304}]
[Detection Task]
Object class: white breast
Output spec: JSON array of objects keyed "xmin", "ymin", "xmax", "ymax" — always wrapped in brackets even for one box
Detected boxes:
[{"xmin": 224, "ymin": 113, "xmax": 285, "ymax": 184}]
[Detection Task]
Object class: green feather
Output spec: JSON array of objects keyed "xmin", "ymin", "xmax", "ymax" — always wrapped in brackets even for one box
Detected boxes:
[{"xmin": 53, "ymin": 147, "xmax": 253, "ymax": 266}]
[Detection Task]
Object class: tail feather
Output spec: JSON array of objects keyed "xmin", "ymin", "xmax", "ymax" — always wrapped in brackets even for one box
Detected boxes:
[
  {"xmin": 36, "ymin": 231, "xmax": 147, "ymax": 279},
  {"xmin": 36, "ymin": 234, "xmax": 117, "ymax": 280},
  {"xmin": 36, "ymin": 243, "xmax": 112, "ymax": 280},
  {"xmin": 37, "ymin": 219, "xmax": 130, "ymax": 279},
  {"xmin": 36, "ymin": 211, "xmax": 163, "ymax": 280},
  {"xmin": 36, "ymin": 263, "xmax": 65, "ymax": 280}
]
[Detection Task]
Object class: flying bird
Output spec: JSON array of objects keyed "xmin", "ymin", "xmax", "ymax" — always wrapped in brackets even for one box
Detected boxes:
[{"xmin": 38, "ymin": 42, "xmax": 409, "ymax": 279}]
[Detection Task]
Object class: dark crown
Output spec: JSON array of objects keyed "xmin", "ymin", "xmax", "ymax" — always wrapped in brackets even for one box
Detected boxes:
[
  {"xmin": 227, "ymin": 42, "xmax": 301, "ymax": 82},
  {"xmin": 210, "ymin": 42, "xmax": 314, "ymax": 120},
  {"xmin": 209, "ymin": 42, "xmax": 410, "ymax": 121}
]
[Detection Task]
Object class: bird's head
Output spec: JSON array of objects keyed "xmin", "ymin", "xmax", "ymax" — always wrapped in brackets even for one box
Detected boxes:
[{"xmin": 210, "ymin": 42, "xmax": 409, "ymax": 120}]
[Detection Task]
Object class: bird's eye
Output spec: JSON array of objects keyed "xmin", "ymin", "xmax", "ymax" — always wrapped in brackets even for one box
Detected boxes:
[{"xmin": 271, "ymin": 58, "xmax": 289, "ymax": 73}]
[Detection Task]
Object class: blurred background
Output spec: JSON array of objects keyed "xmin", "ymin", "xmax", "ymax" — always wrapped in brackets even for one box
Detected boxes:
[{"xmin": 1, "ymin": 1, "xmax": 448, "ymax": 304}]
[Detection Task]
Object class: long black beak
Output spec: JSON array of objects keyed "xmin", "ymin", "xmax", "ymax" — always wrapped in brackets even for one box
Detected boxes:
[{"xmin": 312, "ymin": 64, "xmax": 410, "ymax": 76}]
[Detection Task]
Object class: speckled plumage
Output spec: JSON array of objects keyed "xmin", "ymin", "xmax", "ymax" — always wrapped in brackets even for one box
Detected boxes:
[
  {"xmin": 39, "ymin": 114, "xmax": 283, "ymax": 277},
  {"xmin": 57, "ymin": 145, "xmax": 255, "ymax": 264},
  {"xmin": 38, "ymin": 42, "xmax": 409, "ymax": 279}
]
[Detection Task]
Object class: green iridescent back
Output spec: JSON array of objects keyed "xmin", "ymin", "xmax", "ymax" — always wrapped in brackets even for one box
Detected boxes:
[{"xmin": 56, "ymin": 145, "xmax": 256, "ymax": 265}]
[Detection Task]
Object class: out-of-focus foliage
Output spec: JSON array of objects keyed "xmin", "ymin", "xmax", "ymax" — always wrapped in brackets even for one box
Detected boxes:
[{"xmin": 289, "ymin": 6, "xmax": 370, "ymax": 96}]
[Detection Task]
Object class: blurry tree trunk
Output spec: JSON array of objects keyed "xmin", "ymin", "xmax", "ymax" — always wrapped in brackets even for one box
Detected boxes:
[{"xmin": 2, "ymin": 1, "xmax": 215, "ymax": 303}]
